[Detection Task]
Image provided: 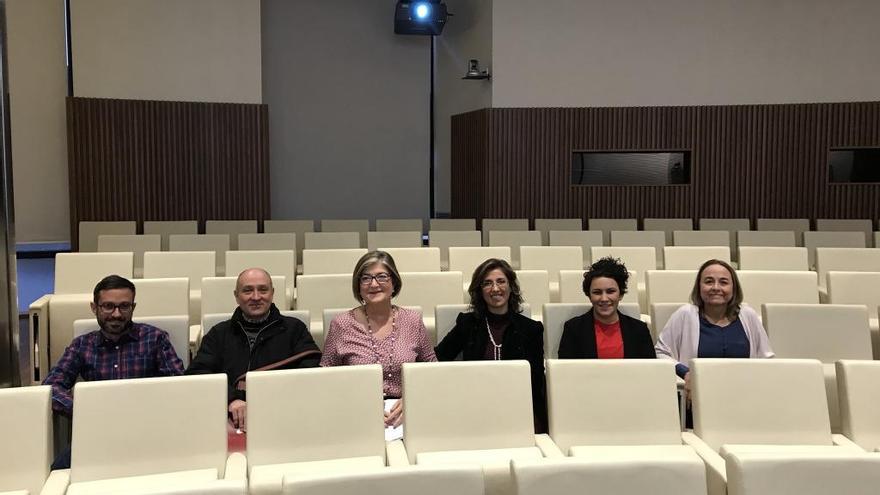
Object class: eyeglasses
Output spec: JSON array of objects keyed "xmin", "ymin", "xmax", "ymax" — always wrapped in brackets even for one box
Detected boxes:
[
  {"xmin": 97, "ymin": 302, "xmax": 135, "ymax": 314},
  {"xmin": 480, "ymin": 279, "xmax": 508, "ymax": 290},
  {"xmin": 359, "ymin": 273, "xmax": 392, "ymax": 286}
]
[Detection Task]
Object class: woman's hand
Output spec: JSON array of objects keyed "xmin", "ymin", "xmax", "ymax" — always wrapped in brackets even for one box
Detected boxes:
[
  {"xmin": 384, "ymin": 398, "xmax": 404, "ymax": 427},
  {"xmin": 684, "ymin": 371, "xmax": 692, "ymax": 404}
]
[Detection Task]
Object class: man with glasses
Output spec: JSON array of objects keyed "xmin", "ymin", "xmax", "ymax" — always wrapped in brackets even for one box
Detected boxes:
[{"xmin": 185, "ymin": 268, "xmax": 320, "ymax": 433}]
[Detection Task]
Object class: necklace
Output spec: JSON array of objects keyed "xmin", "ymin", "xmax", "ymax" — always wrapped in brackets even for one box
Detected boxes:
[
  {"xmin": 365, "ymin": 305, "xmax": 397, "ymax": 376},
  {"xmin": 485, "ymin": 317, "xmax": 502, "ymax": 361}
]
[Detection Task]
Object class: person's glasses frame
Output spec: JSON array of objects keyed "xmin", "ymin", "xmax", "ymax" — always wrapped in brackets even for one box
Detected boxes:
[
  {"xmin": 480, "ymin": 279, "xmax": 508, "ymax": 290},
  {"xmin": 97, "ymin": 302, "xmax": 136, "ymax": 314},
  {"xmin": 359, "ymin": 273, "xmax": 392, "ymax": 286}
]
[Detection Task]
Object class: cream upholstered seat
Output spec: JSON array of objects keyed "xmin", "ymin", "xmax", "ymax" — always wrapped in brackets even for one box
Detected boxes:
[
  {"xmin": 429, "ymin": 218, "xmax": 476, "ymax": 231},
  {"xmin": 294, "ymin": 274, "xmax": 352, "ymax": 335},
  {"xmin": 61, "ymin": 375, "xmax": 245, "ymax": 495},
  {"xmin": 514, "ymin": 270, "xmax": 549, "ymax": 321},
  {"xmin": 98, "ymin": 234, "xmax": 161, "ymax": 278},
  {"xmin": 143, "ymin": 251, "xmax": 216, "ymax": 327},
  {"xmin": 303, "ymin": 232, "xmax": 361, "ymax": 250},
  {"xmin": 392, "ymin": 361, "xmax": 557, "ymax": 495},
  {"xmin": 803, "ymin": 231, "xmax": 866, "ymax": 268},
  {"xmin": 143, "ymin": 220, "xmax": 198, "ymax": 251},
  {"xmin": 816, "ymin": 218, "xmax": 874, "ymax": 247},
  {"xmin": 381, "ymin": 247, "xmax": 441, "ymax": 272},
  {"xmin": 448, "ymin": 246, "xmax": 511, "ymax": 284},
  {"xmin": 611, "ymin": 230, "xmax": 666, "ymax": 268},
  {"xmin": 826, "ymin": 272, "xmax": 880, "ymax": 358},
  {"xmin": 763, "ymin": 304, "xmax": 873, "ymax": 433},
  {"xmin": 434, "ymin": 303, "xmax": 469, "ymax": 347},
  {"xmin": 737, "ymin": 270, "xmax": 819, "ymax": 317},
  {"xmin": 395, "ymin": 272, "xmax": 464, "ymax": 334},
  {"xmin": 301, "ymin": 248, "xmax": 367, "ymax": 275},
  {"xmin": 54, "ymin": 252, "xmax": 135, "ymax": 294},
  {"xmin": 815, "ymin": 247, "xmax": 880, "ymax": 298},
  {"xmin": 205, "ymin": 220, "xmax": 257, "ymax": 250},
  {"xmin": 541, "ymin": 303, "xmax": 641, "ymax": 359},
  {"xmin": 587, "ymin": 219, "xmax": 637, "ymax": 245},
  {"xmin": 756, "ymin": 218, "xmax": 810, "ymax": 246},
  {"xmin": 245, "ymin": 366, "xmax": 387, "ymax": 495},
  {"xmin": 375, "ymin": 218, "xmax": 424, "ymax": 232},
  {"xmin": 519, "ymin": 246, "xmax": 582, "ymax": 301},
  {"xmin": 78, "ymin": 221, "xmax": 136, "ymax": 252},
  {"xmin": 650, "ymin": 302, "xmax": 684, "ymax": 342},
  {"xmin": 673, "ymin": 230, "xmax": 729, "ymax": 248},
  {"xmin": 488, "ymin": 231, "xmax": 541, "ymax": 269},
  {"xmin": 264, "ymin": 220, "xmax": 315, "ymax": 269},
  {"xmin": 590, "ymin": 246, "xmax": 655, "ymax": 312},
  {"xmin": 663, "ymin": 246, "xmax": 730, "ymax": 270},
  {"xmin": 238, "ymin": 233, "xmax": 297, "ymax": 252},
  {"xmin": 836, "ymin": 360, "xmax": 880, "ymax": 452},
  {"xmin": 428, "ymin": 230, "xmax": 481, "ymax": 270},
  {"xmin": 724, "ymin": 450, "xmax": 879, "ymax": 495},
  {"xmin": 169, "ymin": 234, "xmax": 230, "ymax": 275},
  {"xmin": 645, "ymin": 270, "xmax": 696, "ymax": 307},
  {"xmin": 74, "ymin": 314, "xmax": 191, "ymax": 367},
  {"xmin": 0, "ymin": 385, "xmax": 69, "ymax": 495},
  {"xmin": 548, "ymin": 230, "xmax": 603, "ymax": 269},
  {"xmin": 281, "ymin": 465, "xmax": 483, "ymax": 495},
  {"xmin": 481, "ymin": 218, "xmax": 529, "ymax": 245},
  {"xmin": 366, "ymin": 231, "xmax": 422, "ymax": 250},
  {"xmin": 320, "ymin": 219, "xmax": 369, "ymax": 247},
  {"xmin": 225, "ymin": 250, "xmax": 296, "ymax": 306},
  {"xmin": 534, "ymin": 218, "xmax": 581, "ymax": 245},
  {"xmin": 683, "ymin": 359, "xmax": 864, "ymax": 495},
  {"xmin": 737, "ymin": 246, "xmax": 808, "ymax": 271},
  {"xmin": 736, "ymin": 230, "xmax": 796, "ymax": 248},
  {"xmin": 698, "ymin": 218, "xmax": 750, "ymax": 257},
  {"xmin": 644, "ymin": 218, "xmax": 694, "ymax": 245}
]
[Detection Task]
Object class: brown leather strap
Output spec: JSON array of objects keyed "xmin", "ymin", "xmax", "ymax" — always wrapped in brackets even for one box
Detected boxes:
[{"xmin": 234, "ymin": 349, "xmax": 322, "ymax": 390}]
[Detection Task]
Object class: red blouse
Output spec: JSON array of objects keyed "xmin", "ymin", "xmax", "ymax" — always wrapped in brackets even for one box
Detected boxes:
[{"xmin": 594, "ymin": 319, "xmax": 624, "ymax": 359}]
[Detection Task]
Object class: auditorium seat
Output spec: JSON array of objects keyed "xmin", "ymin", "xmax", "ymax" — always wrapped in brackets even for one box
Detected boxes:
[
  {"xmin": 826, "ymin": 271, "xmax": 880, "ymax": 358},
  {"xmin": 295, "ymin": 274, "xmax": 355, "ymax": 335},
  {"xmin": 541, "ymin": 302, "xmax": 640, "ymax": 359},
  {"xmin": 590, "ymin": 246, "xmax": 656, "ymax": 312},
  {"xmin": 448, "ymin": 246, "xmax": 511, "ymax": 284},
  {"xmin": 393, "ymin": 361, "xmax": 557, "ymax": 495},
  {"xmin": 263, "ymin": 220, "xmax": 315, "ymax": 267},
  {"xmin": 143, "ymin": 220, "xmax": 198, "ymax": 251},
  {"xmin": 428, "ymin": 218, "xmax": 476, "ymax": 231},
  {"xmin": 815, "ymin": 247, "xmax": 880, "ymax": 298},
  {"xmin": 143, "ymin": 251, "xmax": 216, "ymax": 326},
  {"xmin": 763, "ymin": 304, "xmax": 872, "ymax": 433},
  {"xmin": 683, "ymin": 359, "xmax": 863, "ymax": 495},
  {"xmin": 519, "ymin": 246, "xmax": 583, "ymax": 300},
  {"xmin": 381, "ymin": 247, "xmax": 441, "ymax": 272},
  {"xmin": 488, "ymin": 231, "xmax": 542, "ymax": 269},
  {"xmin": 663, "ymin": 246, "xmax": 730, "ymax": 270},
  {"xmin": 301, "ymin": 248, "xmax": 367, "ymax": 275},
  {"xmin": 650, "ymin": 302, "xmax": 684, "ymax": 342},
  {"xmin": 64, "ymin": 375, "xmax": 245, "ymax": 494},
  {"xmin": 816, "ymin": 218, "xmax": 875, "ymax": 247},
  {"xmin": 78, "ymin": 220, "xmax": 136, "ymax": 252},
  {"xmin": 673, "ymin": 230, "xmax": 729, "ymax": 248},
  {"xmin": 836, "ymin": 359, "xmax": 880, "ymax": 452},
  {"xmin": 481, "ymin": 218, "xmax": 529, "ymax": 245},
  {"xmin": 514, "ymin": 270, "xmax": 549, "ymax": 320},
  {"xmin": 205, "ymin": 220, "xmax": 258, "ymax": 250},
  {"xmin": 725, "ymin": 451, "xmax": 880, "ymax": 495},
  {"xmin": 643, "ymin": 218, "xmax": 694, "ymax": 245},
  {"xmin": 587, "ymin": 218, "xmax": 637, "ymax": 245},
  {"xmin": 75, "ymin": 314, "xmax": 191, "ymax": 367},
  {"xmin": 54, "ymin": 252, "xmax": 135, "ymax": 294},
  {"xmin": 366, "ymin": 231, "xmax": 422, "ymax": 250},
  {"xmin": 534, "ymin": 219, "xmax": 581, "ymax": 245},
  {"xmin": 434, "ymin": 303, "xmax": 469, "ymax": 347},
  {"xmin": 169, "ymin": 234, "xmax": 230, "ymax": 275},
  {"xmin": 281, "ymin": 465, "xmax": 484, "ymax": 495},
  {"xmin": 375, "ymin": 218, "xmax": 424, "ymax": 232},
  {"xmin": 395, "ymin": 272, "xmax": 464, "ymax": 335},
  {"xmin": 303, "ymin": 232, "xmax": 361, "ymax": 250},
  {"xmin": 557, "ymin": 269, "xmax": 639, "ymax": 308},
  {"xmin": 427, "ymin": 230, "xmax": 481, "ymax": 270},
  {"xmin": 736, "ymin": 230, "xmax": 796, "ymax": 247},
  {"xmin": 238, "ymin": 233, "xmax": 297, "ymax": 252},
  {"xmin": 611, "ymin": 230, "xmax": 666, "ymax": 268},
  {"xmin": 548, "ymin": 230, "xmax": 603, "ymax": 269},
  {"xmin": 645, "ymin": 270, "xmax": 696, "ymax": 319},
  {"xmin": 737, "ymin": 271, "xmax": 819, "ymax": 316},
  {"xmin": 226, "ymin": 250, "xmax": 296, "ymax": 306},
  {"xmin": 97, "ymin": 234, "xmax": 161, "ymax": 278},
  {"xmin": 129, "ymin": 277, "xmax": 190, "ymax": 317},
  {"xmin": 0, "ymin": 385, "xmax": 67, "ymax": 495},
  {"xmin": 320, "ymin": 219, "xmax": 369, "ymax": 247},
  {"xmin": 737, "ymin": 246, "xmax": 808, "ymax": 271},
  {"xmin": 698, "ymin": 218, "xmax": 750, "ymax": 257},
  {"xmin": 756, "ymin": 218, "xmax": 810, "ymax": 246},
  {"xmin": 245, "ymin": 366, "xmax": 387, "ymax": 495},
  {"xmin": 202, "ymin": 310, "xmax": 310, "ymax": 348},
  {"xmin": 803, "ymin": 231, "xmax": 866, "ymax": 268}
]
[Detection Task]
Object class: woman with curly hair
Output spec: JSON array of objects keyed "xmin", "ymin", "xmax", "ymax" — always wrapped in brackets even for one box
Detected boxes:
[{"xmin": 558, "ymin": 256, "xmax": 654, "ymax": 359}]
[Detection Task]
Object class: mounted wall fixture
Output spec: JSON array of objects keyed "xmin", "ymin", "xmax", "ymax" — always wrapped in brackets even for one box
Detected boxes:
[{"xmin": 462, "ymin": 59, "xmax": 491, "ymax": 80}]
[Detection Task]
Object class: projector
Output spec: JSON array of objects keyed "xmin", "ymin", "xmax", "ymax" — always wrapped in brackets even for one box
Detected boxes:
[{"xmin": 395, "ymin": 0, "xmax": 448, "ymax": 36}]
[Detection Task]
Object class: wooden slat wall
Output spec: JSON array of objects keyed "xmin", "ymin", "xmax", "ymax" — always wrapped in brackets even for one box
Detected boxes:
[
  {"xmin": 451, "ymin": 102, "xmax": 880, "ymax": 225},
  {"xmin": 67, "ymin": 97, "xmax": 270, "ymax": 248}
]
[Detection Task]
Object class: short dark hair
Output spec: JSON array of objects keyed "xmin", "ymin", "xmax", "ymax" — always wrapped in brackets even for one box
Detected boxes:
[
  {"xmin": 582, "ymin": 256, "xmax": 629, "ymax": 296},
  {"xmin": 93, "ymin": 274, "xmax": 136, "ymax": 304},
  {"xmin": 690, "ymin": 259, "xmax": 743, "ymax": 319},
  {"xmin": 467, "ymin": 258, "xmax": 523, "ymax": 317},
  {"xmin": 351, "ymin": 250, "xmax": 403, "ymax": 302}
]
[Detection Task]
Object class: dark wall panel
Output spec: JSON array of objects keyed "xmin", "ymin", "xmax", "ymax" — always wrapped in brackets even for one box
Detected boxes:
[
  {"xmin": 67, "ymin": 97, "xmax": 269, "ymax": 248},
  {"xmin": 451, "ymin": 102, "xmax": 880, "ymax": 225}
]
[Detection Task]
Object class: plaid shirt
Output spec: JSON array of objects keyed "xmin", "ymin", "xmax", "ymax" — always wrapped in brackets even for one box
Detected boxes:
[{"xmin": 42, "ymin": 322, "xmax": 185, "ymax": 416}]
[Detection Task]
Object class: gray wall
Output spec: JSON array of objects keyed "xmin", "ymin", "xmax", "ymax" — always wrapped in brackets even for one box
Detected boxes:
[{"xmin": 263, "ymin": 0, "xmax": 431, "ymax": 222}]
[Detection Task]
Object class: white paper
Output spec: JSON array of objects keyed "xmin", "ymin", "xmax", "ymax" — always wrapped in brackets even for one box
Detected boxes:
[{"xmin": 384, "ymin": 398, "xmax": 404, "ymax": 441}]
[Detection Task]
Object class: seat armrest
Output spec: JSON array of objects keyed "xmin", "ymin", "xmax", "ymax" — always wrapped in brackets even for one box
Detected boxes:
[
  {"xmin": 534, "ymin": 433, "xmax": 565, "ymax": 458},
  {"xmin": 189, "ymin": 324, "xmax": 202, "ymax": 353},
  {"xmin": 29, "ymin": 294, "xmax": 52, "ymax": 383},
  {"xmin": 386, "ymin": 439, "xmax": 410, "ymax": 466},
  {"xmin": 681, "ymin": 432, "xmax": 726, "ymax": 495},
  {"xmin": 39, "ymin": 468, "xmax": 70, "ymax": 495},
  {"xmin": 831, "ymin": 434, "xmax": 867, "ymax": 452},
  {"xmin": 224, "ymin": 452, "xmax": 247, "ymax": 480}
]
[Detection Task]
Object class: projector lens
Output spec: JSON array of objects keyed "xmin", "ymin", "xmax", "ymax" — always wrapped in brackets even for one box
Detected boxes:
[{"xmin": 414, "ymin": 3, "xmax": 430, "ymax": 19}]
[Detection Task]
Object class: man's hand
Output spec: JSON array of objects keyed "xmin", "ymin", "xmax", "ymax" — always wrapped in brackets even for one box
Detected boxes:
[
  {"xmin": 229, "ymin": 399, "xmax": 247, "ymax": 432},
  {"xmin": 384, "ymin": 398, "xmax": 403, "ymax": 428}
]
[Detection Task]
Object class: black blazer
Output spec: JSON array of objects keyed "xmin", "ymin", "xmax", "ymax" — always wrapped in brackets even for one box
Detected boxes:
[
  {"xmin": 435, "ymin": 311, "xmax": 547, "ymax": 433},
  {"xmin": 558, "ymin": 309, "xmax": 655, "ymax": 359}
]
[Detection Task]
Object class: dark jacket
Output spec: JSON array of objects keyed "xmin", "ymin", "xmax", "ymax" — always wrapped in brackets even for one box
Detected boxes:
[
  {"xmin": 558, "ymin": 309, "xmax": 655, "ymax": 359},
  {"xmin": 185, "ymin": 304, "xmax": 321, "ymax": 402},
  {"xmin": 435, "ymin": 310, "xmax": 548, "ymax": 433}
]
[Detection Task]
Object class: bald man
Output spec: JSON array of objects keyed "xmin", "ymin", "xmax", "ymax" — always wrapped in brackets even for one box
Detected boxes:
[{"xmin": 186, "ymin": 268, "xmax": 320, "ymax": 431}]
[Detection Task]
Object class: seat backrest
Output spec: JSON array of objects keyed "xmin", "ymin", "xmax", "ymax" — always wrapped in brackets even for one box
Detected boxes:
[
  {"xmin": 381, "ymin": 247, "xmax": 441, "ymax": 272},
  {"xmin": 542, "ymin": 303, "xmax": 590, "ymax": 359},
  {"xmin": 246, "ymin": 366, "xmax": 385, "ymax": 467},
  {"xmin": 815, "ymin": 248, "xmax": 880, "ymax": 289},
  {"xmin": 320, "ymin": 219, "xmax": 369, "ymax": 247},
  {"xmin": 548, "ymin": 230, "xmax": 602, "ymax": 268},
  {"xmin": 97, "ymin": 234, "xmax": 161, "ymax": 272},
  {"xmin": 74, "ymin": 314, "xmax": 191, "ymax": 367},
  {"xmin": 725, "ymin": 451, "xmax": 880, "ymax": 495},
  {"xmin": 515, "ymin": 270, "xmax": 550, "ymax": 319},
  {"xmin": 238, "ymin": 233, "xmax": 297, "ymax": 252},
  {"xmin": 557, "ymin": 270, "xmax": 638, "ymax": 307},
  {"xmin": 55, "ymin": 252, "xmax": 134, "ymax": 294},
  {"xmin": 643, "ymin": 218, "xmax": 694, "ymax": 245},
  {"xmin": 200, "ymin": 275, "xmax": 288, "ymax": 316},
  {"xmin": 375, "ymin": 218, "xmax": 424, "ymax": 232},
  {"xmin": 78, "ymin": 221, "xmax": 136, "ymax": 252},
  {"xmin": 737, "ymin": 230, "xmax": 796, "ymax": 247},
  {"xmin": 143, "ymin": 251, "xmax": 216, "ymax": 290},
  {"xmin": 762, "ymin": 304, "xmax": 872, "ymax": 363},
  {"xmin": 263, "ymin": 220, "xmax": 315, "ymax": 262},
  {"xmin": 826, "ymin": 272, "xmax": 880, "ymax": 319},
  {"xmin": 803, "ymin": 231, "xmax": 866, "ymax": 267},
  {"xmin": 395, "ymin": 272, "xmax": 464, "ymax": 315},
  {"xmin": 0, "ymin": 385, "xmax": 52, "ymax": 495},
  {"xmin": 295, "ymin": 274, "xmax": 353, "ymax": 327},
  {"xmin": 448, "ymin": 246, "xmax": 511, "ymax": 277},
  {"xmin": 281, "ymin": 465, "xmax": 484, "ymax": 495},
  {"xmin": 225, "ymin": 250, "xmax": 296, "ymax": 297},
  {"xmin": 435, "ymin": 303, "xmax": 470, "ymax": 346},
  {"xmin": 428, "ymin": 230, "xmax": 481, "ymax": 269},
  {"xmin": 663, "ymin": 246, "xmax": 730, "ymax": 270},
  {"xmin": 302, "ymin": 248, "xmax": 367, "ymax": 275},
  {"xmin": 429, "ymin": 218, "xmax": 476, "ymax": 231},
  {"xmin": 587, "ymin": 219, "xmax": 637, "ymax": 245},
  {"xmin": 534, "ymin": 218, "xmax": 582, "ymax": 245},
  {"xmin": 481, "ymin": 218, "xmax": 529, "ymax": 245},
  {"xmin": 691, "ymin": 359, "xmax": 831, "ymax": 451},
  {"xmin": 645, "ymin": 270, "xmax": 696, "ymax": 306},
  {"xmin": 836, "ymin": 359, "xmax": 880, "ymax": 451},
  {"xmin": 45, "ymin": 294, "xmax": 96, "ymax": 373},
  {"xmin": 650, "ymin": 303, "xmax": 685, "ymax": 342},
  {"xmin": 738, "ymin": 270, "xmax": 819, "ymax": 308},
  {"xmin": 366, "ymin": 231, "xmax": 422, "ymax": 250},
  {"xmin": 738, "ymin": 247, "xmax": 809, "ymax": 271},
  {"xmin": 673, "ymin": 230, "xmax": 729, "ymax": 247},
  {"xmin": 70, "ymin": 374, "xmax": 228, "ymax": 482},
  {"xmin": 816, "ymin": 219, "xmax": 874, "ymax": 247},
  {"xmin": 756, "ymin": 218, "xmax": 810, "ymax": 245},
  {"xmin": 700, "ymin": 219, "xmax": 751, "ymax": 255},
  {"xmin": 402, "ymin": 361, "xmax": 535, "ymax": 462},
  {"xmin": 488, "ymin": 231, "xmax": 542, "ymax": 266},
  {"xmin": 132, "ymin": 277, "xmax": 190, "ymax": 316},
  {"xmin": 546, "ymin": 359, "xmax": 681, "ymax": 452},
  {"xmin": 168, "ymin": 234, "xmax": 230, "ymax": 274},
  {"xmin": 611, "ymin": 231, "xmax": 666, "ymax": 268},
  {"xmin": 590, "ymin": 246, "xmax": 656, "ymax": 288},
  {"xmin": 205, "ymin": 220, "xmax": 257, "ymax": 250},
  {"xmin": 519, "ymin": 246, "xmax": 583, "ymax": 284},
  {"xmin": 143, "ymin": 220, "xmax": 198, "ymax": 251},
  {"xmin": 304, "ymin": 232, "xmax": 361, "ymax": 250}
]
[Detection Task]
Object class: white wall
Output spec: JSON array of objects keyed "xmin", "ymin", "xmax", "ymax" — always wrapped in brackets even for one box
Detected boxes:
[
  {"xmin": 491, "ymin": 0, "xmax": 880, "ymax": 107},
  {"xmin": 263, "ymin": 0, "xmax": 431, "ymax": 222}
]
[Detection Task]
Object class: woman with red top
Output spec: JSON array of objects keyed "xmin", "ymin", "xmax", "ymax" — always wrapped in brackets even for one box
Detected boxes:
[{"xmin": 558, "ymin": 256, "xmax": 654, "ymax": 359}]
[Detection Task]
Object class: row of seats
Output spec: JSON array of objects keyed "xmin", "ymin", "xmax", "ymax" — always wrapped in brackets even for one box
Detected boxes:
[{"xmin": 5, "ymin": 359, "xmax": 880, "ymax": 495}]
